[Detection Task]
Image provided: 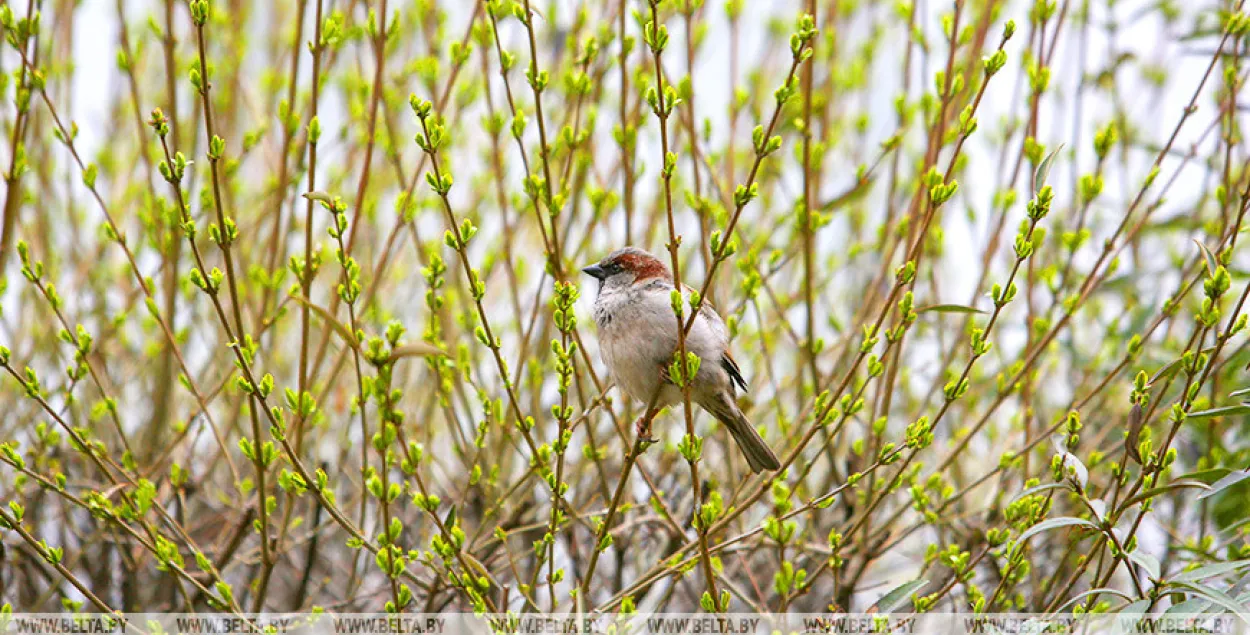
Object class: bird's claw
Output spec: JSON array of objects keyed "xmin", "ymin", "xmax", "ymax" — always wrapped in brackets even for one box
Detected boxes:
[{"xmin": 634, "ymin": 417, "xmax": 657, "ymax": 445}]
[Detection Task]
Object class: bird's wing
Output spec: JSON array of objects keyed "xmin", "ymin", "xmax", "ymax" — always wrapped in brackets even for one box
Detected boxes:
[
  {"xmin": 683, "ymin": 285, "xmax": 729, "ymax": 337},
  {"xmin": 679, "ymin": 286, "xmax": 744, "ymax": 391},
  {"xmin": 721, "ymin": 352, "xmax": 748, "ymax": 393}
]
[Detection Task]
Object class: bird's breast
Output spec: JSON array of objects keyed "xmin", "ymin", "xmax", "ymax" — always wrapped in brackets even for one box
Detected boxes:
[{"xmin": 595, "ymin": 288, "xmax": 682, "ymax": 404}]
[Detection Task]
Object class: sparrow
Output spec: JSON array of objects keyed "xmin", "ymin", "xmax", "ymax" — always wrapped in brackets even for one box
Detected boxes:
[{"xmin": 583, "ymin": 247, "xmax": 781, "ymax": 473}]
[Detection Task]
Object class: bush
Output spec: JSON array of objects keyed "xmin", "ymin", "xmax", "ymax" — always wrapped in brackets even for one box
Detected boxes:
[{"xmin": 0, "ymin": 0, "xmax": 1248, "ymax": 618}]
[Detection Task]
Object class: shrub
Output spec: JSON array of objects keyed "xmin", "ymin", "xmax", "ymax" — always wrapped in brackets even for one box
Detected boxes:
[{"xmin": 0, "ymin": 0, "xmax": 1248, "ymax": 618}]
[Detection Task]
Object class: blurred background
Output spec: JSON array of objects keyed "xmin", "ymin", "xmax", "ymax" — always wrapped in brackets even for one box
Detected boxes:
[{"xmin": 0, "ymin": 0, "xmax": 1247, "ymax": 616}]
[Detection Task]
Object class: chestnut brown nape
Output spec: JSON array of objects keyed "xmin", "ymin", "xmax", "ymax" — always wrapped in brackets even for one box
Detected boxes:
[{"xmin": 608, "ymin": 247, "xmax": 670, "ymax": 281}]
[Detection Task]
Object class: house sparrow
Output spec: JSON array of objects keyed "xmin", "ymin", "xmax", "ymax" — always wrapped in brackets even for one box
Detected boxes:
[{"xmin": 583, "ymin": 247, "xmax": 781, "ymax": 473}]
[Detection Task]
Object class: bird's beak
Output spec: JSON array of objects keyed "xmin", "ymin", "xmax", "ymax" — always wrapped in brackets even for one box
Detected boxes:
[{"xmin": 582, "ymin": 264, "xmax": 606, "ymax": 280}]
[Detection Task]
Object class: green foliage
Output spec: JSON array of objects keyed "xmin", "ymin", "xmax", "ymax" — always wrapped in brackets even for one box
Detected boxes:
[{"xmin": 0, "ymin": 0, "xmax": 1247, "ymax": 619}]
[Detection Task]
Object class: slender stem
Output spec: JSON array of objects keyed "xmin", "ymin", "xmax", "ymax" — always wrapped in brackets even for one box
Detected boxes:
[
  {"xmin": 189, "ymin": 6, "xmax": 275, "ymax": 607},
  {"xmin": 643, "ymin": 0, "xmax": 720, "ymax": 613},
  {"xmin": 295, "ymin": 0, "xmax": 325, "ymax": 456}
]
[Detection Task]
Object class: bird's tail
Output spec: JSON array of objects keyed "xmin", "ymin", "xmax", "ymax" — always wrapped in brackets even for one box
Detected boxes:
[{"xmin": 700, "ymin": 393, "xmax": 780, "ymax": 473}]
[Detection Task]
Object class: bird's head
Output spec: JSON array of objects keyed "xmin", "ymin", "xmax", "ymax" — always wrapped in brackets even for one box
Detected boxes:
[{"xmin": 582, "ymin": 247, "xmax": 670, "ymax": 291}]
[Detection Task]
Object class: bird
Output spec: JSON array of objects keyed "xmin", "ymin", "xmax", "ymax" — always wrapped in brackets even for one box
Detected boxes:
[{"xmin": 582, "ymin": 246, "xmax": 781, "ymax": 473}]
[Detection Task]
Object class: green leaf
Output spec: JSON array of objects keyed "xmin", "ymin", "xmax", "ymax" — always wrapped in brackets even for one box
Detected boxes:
[
  {"xmin": 301, "ymin": 190, "xmax": 335, "ymax": 207},
  {"xmin": 290, "ymin": 294, "xmax": 360, "ymax": 351},
  {"xmin": 1056, "ymin": 452, "xmax": 1089, "ymax": 490},
  {"xmin": 1125, "ymin": 550, "xmax": 1161, "ymax": 581},
  {"xmin": 1194, "ymin": 239, "xmax": 1219, "ymax": 276},
  {"xmin": 1186, "ymin": 404, "xmax": 1250, "ymax": 420},
  {"xmin": 1167, "ymin": 581, "xmax": 1250, "ymax": 624},
  {"xmin": 1174, "ymin": 467, "xmax": 1232, "ymax": 484},
  {"xmin": 871, "ymin": 579, "xmax": 928, "ymax": 614},
  {"xmin": 1163, "ymin": 597, "xmax": 1212, "ymax": 616},
  {"xmin": 388, "ymin": 343, "xmax": 445, "ymax": 363},
  {"xmin": 1015, "ymin": 517, "xmax": 1100, "ymax": 545},
  {"xmin": 1048, "ymin": 587, "xmax": 1136, "ymax": 614},
  {"xmin": 1169, "ymin": 560, "xmax": 1250, "ymax": 584},
  {"xmin": 916, "ymin": 303, "xmax": 986, "ymax": 315},
  {"xmin": 1033, "ymin": 144, "xmax": 1064, "ymax": 193},
  {"xmin": 1150, "ymin": 346, "xmax": 1217, "ymax": 385},
  {"xmin": 1229, "ymin": 387, "xmax": 1250, "ymax": 398},
  {"xmin": 1149, "ymin": 358, "xmax": 1185, "ymax": 385},
  {"xmin": 1122, "ymin": 480, "xmax": 1211, "ymax": 508},
  {"xmin": 1010, "ymin": 482, "xmax": 1071, "ymax": 502}
]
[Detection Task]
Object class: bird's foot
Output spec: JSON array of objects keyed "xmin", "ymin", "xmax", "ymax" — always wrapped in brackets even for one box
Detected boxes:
[{"xmin": 634, "ymin": 415, "xmax": 657, "ymax": 445}]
